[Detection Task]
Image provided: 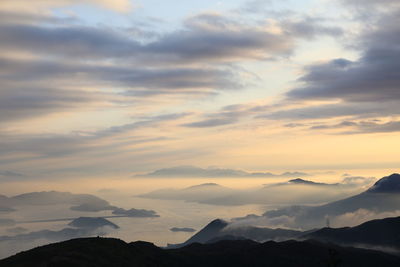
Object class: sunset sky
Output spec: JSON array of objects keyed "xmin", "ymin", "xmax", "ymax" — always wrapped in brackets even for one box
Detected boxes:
[{"xmin": 0, "ymin": 0, "xmax": 399, "ymax": 182}]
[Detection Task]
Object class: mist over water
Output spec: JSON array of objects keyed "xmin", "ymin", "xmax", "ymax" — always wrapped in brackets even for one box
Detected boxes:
[{"xmin": 0, "ymin": 173, "xmax": 381, "ymax": 259}]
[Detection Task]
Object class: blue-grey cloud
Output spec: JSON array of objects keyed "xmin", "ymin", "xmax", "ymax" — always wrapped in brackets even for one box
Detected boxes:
[
  {"xmin": 0, "ymin": 170, "xmax": 23, "ymax": 177},
  {"xmin": 252, "ymin": 7, "xmax": 400, "ymax": 131},
  {"xmin": 286, "ymin": 9, "xmax": 400, "ymax": 104},
  {"xmin": 0, "ymin": 113, "xmax": 185, "ymax": 159},
  {"xmin": 181, "ymin": 118, "xmax": 238, "ymax": 128},
  {"xmin": 341, "ymin": 121, "xmax": 400, "ymax": 134}
]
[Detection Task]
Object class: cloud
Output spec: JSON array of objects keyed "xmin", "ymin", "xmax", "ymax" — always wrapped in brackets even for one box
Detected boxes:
[
  {"xmin": 251, "ymin": 6, "xmax": 400, "ymax": 135},
  {"xmin": 0, "ymin": 170, "xmax": 23, "ymax": 177},
  {"xmin": 261, "ymin": 102, "xmax": 399, "ymax": 120},
  {"xmin": 332, "ymin": 209, "xmax": 400, "ymax": 228},
  {"xmin": 0, "ymin": 12, "xmax": 344, "ymax": 64},
  {"xmin": 0, "ymin": 16, "xmax": 293, "ymax": 64},
  {"xmin": 181, "ymin": 118, "xmax": 238, "ymax": 128},
  {"xmin": 0, "ymin": 56, "xmax": 240, "ymax": 123},
  {"xmin": 0, "ymin": 113, "xmax": 184, "ymax": 159},
  {"xmin": 170, "ymin": 227, "xmax": 196, "ymax": 233},
  {"xmin": 342, "ymin": 0, "xmax": 400, "ymax": 8},
  {"xmin": 281, "ymin": 17, "xmax": 343, "ymax": 39},
  {"xmin": 0, "ymin": 86, "xmax": 101, "ymax": 123},
  {"xmin": 180, "ymin": 105, "xmax": 254, "ymax": 128},
  {"xmin": 285, "ymin": 8, "xmax": 400, "ymax": 105},
  {"xmin": 0, "ymin": 8, "xmax": 350, "ymax": 127},
  {"xmin": 311, "ymin": 120, "xmax": 400, "ymax": 134},
  {"xmin": 0, "ymin": 10, "xmax": 78, "ymax": 25},
  {"xmin": 0, "ymin": 0, "xmax": 133, "ymax": 13}
]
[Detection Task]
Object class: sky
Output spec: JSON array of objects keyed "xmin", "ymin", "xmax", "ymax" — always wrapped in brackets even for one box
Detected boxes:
[{"xmin": 0, "ymin": 0, "xmax": 399, "ymax": 183}]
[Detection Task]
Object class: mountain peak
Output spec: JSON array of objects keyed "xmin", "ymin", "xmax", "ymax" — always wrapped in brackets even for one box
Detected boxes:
[
  {"xmin": 178, "ymin": 219, "xmax": 229, "ymax": 246},
  {"xmin": 289, "ymin": 178, "xmax": 315, "ymax": 184},
  {"xmin": 207, "ymin": 219, "xmax": 228, "ymax": 227},
  {"xmin": 367, "ymin": 173, "xmax": 400, "ymax": 193}
]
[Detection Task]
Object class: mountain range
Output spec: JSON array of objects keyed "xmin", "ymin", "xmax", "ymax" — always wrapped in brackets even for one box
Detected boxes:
[
  {"xmin": 2, "ymin": 173, "xmax": 400, "ymax": 266},
  {"xmin": 263, "ymin": 173, "xmax": 400, "ymax": 228},
  {"xmin": 139, "ymin": 175, "xmax": 374, "ymax": 206}
]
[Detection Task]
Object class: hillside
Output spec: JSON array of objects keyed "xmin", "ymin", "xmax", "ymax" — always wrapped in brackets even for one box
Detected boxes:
[
  {"xmin": 2, "ymin": 237, "xmax": 400, "ymax": 267},
  {"xmin": 304, "ymin": 216, "xmax": 400, "ymax": 249}
]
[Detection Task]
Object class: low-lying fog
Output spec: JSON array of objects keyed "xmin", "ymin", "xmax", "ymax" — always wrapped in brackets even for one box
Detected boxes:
[{"xmin": 0, "ymin": 172, "xmax": 388, "ymax": 259}]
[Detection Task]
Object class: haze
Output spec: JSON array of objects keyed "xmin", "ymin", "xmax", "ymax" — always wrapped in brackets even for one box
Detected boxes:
[{"xmin": 0, "ymin": 0, "xmax": 399, "ymax": 261}]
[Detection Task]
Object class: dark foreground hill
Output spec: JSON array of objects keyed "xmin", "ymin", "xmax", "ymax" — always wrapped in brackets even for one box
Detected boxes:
[
  {"xmin": 1, "ymin": 237, "xmax": 400, "ymax": 267},
  {"xmin": 177, "ymin": 216, "xmax": 400, "ymax": 252},
  {"xmin": 304, "ymin": 216, "xmax": 400, "ymax": 250}
]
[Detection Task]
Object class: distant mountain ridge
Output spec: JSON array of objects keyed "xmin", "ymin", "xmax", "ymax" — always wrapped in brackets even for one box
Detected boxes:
[
  {"xmin": 137, "ymin": 165, "xmax": 309, "ymax": 178},
  {"xmin": 169, "ymin": 218, "xmax": 307, "ymax": 248},
  {"xmin": 176, "ymin": 215, "xmax": 400, "ymax": 254},
  {"xmin": 263, "ymin": 173, "xmax": 400, "ymax": 228}
]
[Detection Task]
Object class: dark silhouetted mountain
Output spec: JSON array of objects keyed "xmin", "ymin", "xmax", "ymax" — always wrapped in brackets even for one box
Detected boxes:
[
  {"xmin": 112, "ymin": 208, "xmax": 159, "ymax": 217},
  {"xmin": 170, "ymin": 219, "xmax": 308, "ymax": 248},
  {"xmin": 2, "ymin": 237, "xmax": 400, "ymax": 266},
  {"xmin": 170, "ymin": 227, "xmax": 196, "ymax": 232},
  {"xmin": 221, "ymin": 226, "xmax": 306, "ymax": 242},
  {"xmin": 205, "ymin": 235, "xmax": 248, "ymax": 243},
  {"xmin": 264, "ymin": 173, "xmax": 400, "ymax": 228},
  {"xmin": 303, "ymin": 216, "xmax": 400, "ymax": 250},
  {"xmin": 177, "ymin": 219, "xmax": 228, "ymax": 247},
  {"xmin": 68, "ymin": 217, "xmax": 119, "ymax": 229},
  {"xmin": 367, "ymin": 173, "xmax": 400, "ymax": 193}
]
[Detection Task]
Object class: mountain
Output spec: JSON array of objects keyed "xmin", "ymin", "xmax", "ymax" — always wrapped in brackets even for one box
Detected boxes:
[
  {"xmin": 304, "ymin": 216, "xmax": 400, "ymax": 250},
  {"xmin": 68, "ymin": 217, "xmax": 119, "ymax": 229},
  {"xmin": 139, "ymin": 176, "xmax": 371, "ymax": 206},
  {"xmin": 0, "ymin": 191, "xmax": 159, "ymax": 217},
  {"xmin": 169, "ymin": 218, "xmax": 307, "ymax": 248},
  {"xmin": 177, "ymin": 219, "xmax": 229, "ymax": 246},
  {"xmin": 0, "ymin": 191, "xmax": 115, "ymax": 212},
  {"xmin": 264, "ymin": 173, "xmax": 400, "ymax": 228},
  {"xmin": 287, "ymin": 178, "xmax": 334, "ymax": 186},
  {"xmin": 138, "ymin": 166, "xmax": 249, "ymax": 177},
  {"xmin": 367, "ymin": 173, "xmax": 400, "ymax": 193},
  {"xmin": 2, "ymin": 237, "xmax": 400, "ymax": 266},
  {"xmin": 137, "ymin": 165, "xmax": 309, "ymax": 178}
]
